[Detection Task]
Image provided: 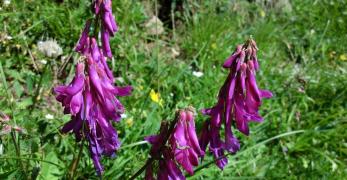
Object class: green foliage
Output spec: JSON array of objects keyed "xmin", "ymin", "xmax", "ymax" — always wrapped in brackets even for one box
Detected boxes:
[{"xmin": 0, "ymin": 0, "xmax": 346, "ymax": 179}]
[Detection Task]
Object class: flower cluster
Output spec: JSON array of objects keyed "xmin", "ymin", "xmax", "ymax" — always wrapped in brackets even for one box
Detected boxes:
[
  {"xmin": 144, "ymin": 108, "xmax": 204, "ymax": 180},
  {"xmin": 199, "ymin": 39, "xmax": 272, "ymax": 169},
  {"xmin": 54, "ymin": 0, "xmax": 131, "ymax": 175}
]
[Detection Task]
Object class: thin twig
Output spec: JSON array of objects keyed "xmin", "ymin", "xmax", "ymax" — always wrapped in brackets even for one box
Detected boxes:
[
  {"xmin": 57, "ymin": 52, "xmax": 73, "ymax": 78},
  {"xmin": 24, "ymin": 40, "xmax": 39, "ymax": 72}
]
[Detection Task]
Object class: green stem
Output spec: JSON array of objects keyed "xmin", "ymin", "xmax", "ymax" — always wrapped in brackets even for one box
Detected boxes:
[
  {"xmin": 30, "ymin": 61, "xmax": 49, "ymax": 113},
  {"xmin": 0, "ymin": 62, "xmax": 24, "ymax": 171},
  {"xmin": 191, "ymin": 130, "xmax": 306, "ymax": 176},
  {"xmin": 0, "ymin": 156, "xmax": 63, "ymax": 168},
  {"xmin": 119, "ymin": 141, "xmax": 148, "ymax": 150},
  {"xmin": 69, "ymin": 140, "xmax": 84, "ymax": 179}
]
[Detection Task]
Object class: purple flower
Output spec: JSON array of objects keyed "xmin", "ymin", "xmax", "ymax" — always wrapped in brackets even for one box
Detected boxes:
[
  {"xmin": 92, "ymin": 0, "xmax": 118, "ymax": 58},
  {"xmin": 55, "ymin": 63, "xmax": 85, "ymax": 116},
  {"xmin": 54, "ymin": 2, "xmax": 132, "ymax": 173},
  {"xmin": 169, "ymin": 110, "xmax": 204, "ymax": 175},
  {"xmin": 145, "ymin": 146, "xmax": 185, "ymax": 180},
  {"xmin": 200, "ymin": 39, "xmax": 272, "ymax": 169},
  {"xmin": 144, "ymin": 108, "xmax": 203, "ymax": 179},
  {"xmin": 75, "ymin": 20, "xmax": 91, "ymax": 53}
]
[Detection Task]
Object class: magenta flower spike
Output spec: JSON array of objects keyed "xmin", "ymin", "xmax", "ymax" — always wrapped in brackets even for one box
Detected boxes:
[
  {"xmin": 54, "ymin": 0, "xmax": 132, "ymax": 175},
  {"xmin": 143, "ymin": 108, "xmax": 203, "ymax": 180},
  {"xmin": 199, "ymin": 39, "xmax": 272, "ymax": 169},
  {"xmin": 169, "ymin": 109, "xmax": 204, "ymax": 175},
  {"xmin": 92, "ymin": 0, "xmax": 118, "ymax": 57}
]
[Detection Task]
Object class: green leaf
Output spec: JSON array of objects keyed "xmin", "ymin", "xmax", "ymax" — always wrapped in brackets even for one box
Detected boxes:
[
  {"xmin": 17, "ymin": 97, "xmax": 33, "ymax": 109},
  {"xmin": 39, "ymin": 152, "xmax": 61, "ymax": 180}
]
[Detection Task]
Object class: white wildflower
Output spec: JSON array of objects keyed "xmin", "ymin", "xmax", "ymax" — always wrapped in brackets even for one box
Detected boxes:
[
  {"xmin": 3, "ymin": 0, "xmax": 11, "ymax": 6},
  {"xmin": 45, "ymin": 114, "xmax": 54, "ymax": 120},
  {"xmin": 40, "ymin": 59, "xmax": 47, "ymax": 65},
  {"xmin": 37, "ymin": 39, "xmax": 63, "ymax": 58},
  {"xmin": 192, "ymin": 71, "xmax": 204, "ymax": 78},
  {"xmin": 121, "ymin": 114, "xmax": 127, "ymax": 118},
  {"xmin": 115, "ymin": 77, "xmax": 124, "ymax": 83}
]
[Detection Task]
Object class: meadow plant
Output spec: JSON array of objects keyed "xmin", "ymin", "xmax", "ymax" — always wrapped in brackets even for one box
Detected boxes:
[
  {"xmin": 199, "ymin": 39, "xmax": 273, "ymax": 169},
  {"xmin": 54, "ymin": 1, "xmax": 271, "ymax": 178},
  {"xmin": 143, "ymin": 108, "xmax": 203, "ymax": 180},
  {"xmin": 1, "ymin": 1, "xmax": 345, "ymax": 179},
  {"xmin": 54, "ymin": 0, "xmax": 131, "ymax": 175}
]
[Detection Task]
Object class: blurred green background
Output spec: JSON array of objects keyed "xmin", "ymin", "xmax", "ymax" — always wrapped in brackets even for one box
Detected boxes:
[{"xmin": 0, "ymin": 0, "xmax": 346, "ymax": 179}]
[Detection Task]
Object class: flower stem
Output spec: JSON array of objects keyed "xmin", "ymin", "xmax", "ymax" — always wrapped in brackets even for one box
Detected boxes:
[
  {"xmin": 119, "ymin": 140, "xmax": 148, "ymax": 150},
  {"xmin": 68, "ymin": 140, "xmax": 84, "ymax": 179},
  {"xmin": 0, "ymin": 156, "xmax": 63, "ymax": 168},
  {"xmin": 30, "ymin": 61, "xmax": 49, "ymax": 113},
  {"xmin": 129, "ymin": 158, "xmax": 154, "ymax": 180}
]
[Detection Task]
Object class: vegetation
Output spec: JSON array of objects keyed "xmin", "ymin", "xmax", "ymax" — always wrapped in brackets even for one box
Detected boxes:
[{"xmin": 0, "ymin": 0, "xmax": 346, "ymax": 179}]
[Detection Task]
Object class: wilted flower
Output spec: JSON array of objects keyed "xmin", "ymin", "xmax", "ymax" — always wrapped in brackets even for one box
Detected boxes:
[
  {"xmin": 199, "ymin": 39, "xmax": 272, "ymax": 169},
  {"xmin": 144, "ymin": 108, "xmax": 203, "ymax": 179}
]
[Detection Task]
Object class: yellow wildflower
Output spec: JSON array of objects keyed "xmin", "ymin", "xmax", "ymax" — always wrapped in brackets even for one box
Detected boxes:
[
  {"xmin": 150, "ymin": 89, "xmax": 163, "ymax": 107},
  {"xmin": 125, "ymin": 118, "xmax": 133, "ymax": 127},
  {"xmin": 339, "ymin": 54, "xmax": 347, "ymax": 61},
  {"xmin": 211, "ymin": 43, "xmax": 217, "ymax": 50},
  {"xmin": 260, "ymin": 10, "xmax": 266, "ymax": 18}
]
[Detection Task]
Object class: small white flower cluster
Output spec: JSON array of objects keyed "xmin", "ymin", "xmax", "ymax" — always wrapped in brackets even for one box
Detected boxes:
[
  {"xmin": 37, "ymin": 39, "xmax": 63, "ymax": 58},
  {"xmin": 3, "ymin": 0, "xmax": 11, "ymax": 6},
  {"xmin": 192, "ymin": 71, "xmax": 204, "ymax": 78}
]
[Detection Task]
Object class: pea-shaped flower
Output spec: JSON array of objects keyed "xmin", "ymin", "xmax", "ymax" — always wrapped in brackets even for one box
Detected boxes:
[{"xmin": 200, "ymin": 39, "xmax": 272, "ymax": 169}]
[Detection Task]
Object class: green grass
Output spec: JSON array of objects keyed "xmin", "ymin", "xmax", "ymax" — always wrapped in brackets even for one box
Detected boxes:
[{"xmin": 0, "ymin": 0, "xmax": 346, "ymax": 179}]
